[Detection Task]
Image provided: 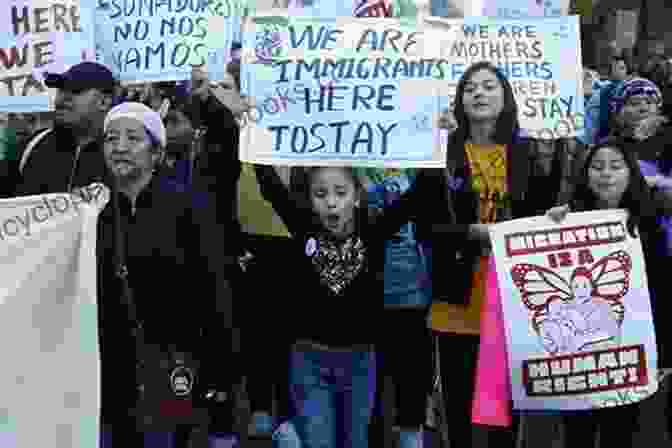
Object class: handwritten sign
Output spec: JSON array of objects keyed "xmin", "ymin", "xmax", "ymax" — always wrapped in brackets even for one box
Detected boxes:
[
  {"xmin": 94, "ymin": 0, "xmax": 234, "ymax": 83},
  {"xmin": 0, "ymin": 0, "xmax": 96, "ymax": 112},
  {"xmin": 489, "ymin": 210, "xmax": 658, "ymax": 410},
  {"xmin": 240, "ymin": 16, "xmax": 449, "ymax": 168},
  {"xmin": 421, "ymin": 16, "xmax": 583, "ymax": 140},
  {"xmin": 482, "ymin": 0, "xmax": 570, "ymax": 18},
  {"xmin": 240, "ymin": 15, "xmax": 582, "ymax": 167}
]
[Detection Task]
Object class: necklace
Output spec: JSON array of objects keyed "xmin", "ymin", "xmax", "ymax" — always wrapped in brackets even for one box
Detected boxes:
[{"xmin": 465, "ymin": 143, "xmax": 507, "ymax": 223}]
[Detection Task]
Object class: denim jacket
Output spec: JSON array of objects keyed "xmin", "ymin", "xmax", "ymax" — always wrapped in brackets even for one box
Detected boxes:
[{"xmin": 368, "ymin": 172, "xmax": 430, "ymax": 308}]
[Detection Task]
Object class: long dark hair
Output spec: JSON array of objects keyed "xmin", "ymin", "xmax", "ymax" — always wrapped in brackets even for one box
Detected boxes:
[
  {"xmin": 451, "ymin": 61, "xmax": 520, "ymax": 147},
  {"xmin": 571, "ymin": 137, "xmax": 658, "ymax": 236}
]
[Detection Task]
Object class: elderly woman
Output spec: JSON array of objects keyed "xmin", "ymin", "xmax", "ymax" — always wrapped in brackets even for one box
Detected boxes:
[
  {"xmin": 607, "ymin": 75, "xmax": 672, "ymax": 369},
  {"xmin": 97, "ymin": 102, "xmax": 239, "ymax": 447}
]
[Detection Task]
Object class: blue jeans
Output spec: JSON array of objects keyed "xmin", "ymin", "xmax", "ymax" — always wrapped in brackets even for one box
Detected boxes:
[
  {"xmin": 289, "ymin": 347, "xmax": 376, "ymax": 448},
  {"xmin": 101, "ymin": 426, "xmax": 225, "ymax": 448},
  {"xmin": 99, "ymin": 428, "xmax": 175, "ymax": 447}
]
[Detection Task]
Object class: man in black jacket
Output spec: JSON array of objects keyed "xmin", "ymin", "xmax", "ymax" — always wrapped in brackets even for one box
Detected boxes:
[{"xmin": 11, "ymin": 62, "xmax": 116, "ymax": 197}]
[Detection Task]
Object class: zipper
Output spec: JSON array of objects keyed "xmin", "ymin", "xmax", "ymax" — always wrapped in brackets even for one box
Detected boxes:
[{"xmin": 67, "ymin": 144, "xmax": 83, "ymax": 192}]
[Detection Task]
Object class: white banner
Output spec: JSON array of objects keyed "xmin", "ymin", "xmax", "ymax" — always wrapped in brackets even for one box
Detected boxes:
[
  {"xmin": 490, "ymin": 210, "xmax": 658, "ymax": 410},
  {"xmin": 0, "ymin": 184, "xmax": 109, "ymax": 447}
]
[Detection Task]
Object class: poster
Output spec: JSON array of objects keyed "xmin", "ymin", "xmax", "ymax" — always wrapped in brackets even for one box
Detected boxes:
[
  {"xmin": 94, "ymin": 0, "xmax": 234, "ymax": 83},
  {"xmin": 421, "ymin": 15, "xmax": 583, "ymax": 141},
  {"xmin": 0, "ymin": 184, "xmax": 108, "ymax": 447},
  {"xmin": 239, "ymin": 16, "xmax": 452, "ymax": 168},
  {"xmin": 489, "ymin": 210, "xmax": 658, "ymax": 410},
  {"xmin": 482, "ymin": 0, "xmax": 570, "ymax": 18},
  {"xmin": 0, "ymin": 0, "xmax": 96, "ymax": 112},
  {"xmin": 240, "ymin": 15, "xmax": 582, "ymax": 167}
]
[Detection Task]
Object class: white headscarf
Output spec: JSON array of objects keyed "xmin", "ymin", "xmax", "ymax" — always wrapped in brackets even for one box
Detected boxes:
[{"xmin": 103, "ymin": 102, "xmax": 167, "ymax": 148}]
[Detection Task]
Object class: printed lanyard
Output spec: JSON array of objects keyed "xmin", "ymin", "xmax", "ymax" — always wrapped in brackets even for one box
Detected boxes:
[{"xmin": 187, "ymin": 127, "xmax": 207, "ymax": 186}]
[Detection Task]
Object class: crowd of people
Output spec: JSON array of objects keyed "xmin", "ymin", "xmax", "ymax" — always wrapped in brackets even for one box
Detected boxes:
[{"xmin": 2, "ymin": 16, "xmax": 672, "ymax": 448}]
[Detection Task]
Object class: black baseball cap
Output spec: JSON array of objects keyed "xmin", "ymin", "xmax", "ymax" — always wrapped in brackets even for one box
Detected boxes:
[{"xmin": 44, "ymin": 62, "xmax": 116, "ymax": 94}]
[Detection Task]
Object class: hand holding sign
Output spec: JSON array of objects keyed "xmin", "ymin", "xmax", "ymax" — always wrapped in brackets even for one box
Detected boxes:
[
  {"xmin": 546, "ymin": 204, "xmax": 570, "ymax": 223},
  {"xmin": 438, "ymin": 107, "xmax": 457, "ymax": 132},
  {"xmin": 632, "ymin": 115, "xmax": 669, "ymax": 141}
]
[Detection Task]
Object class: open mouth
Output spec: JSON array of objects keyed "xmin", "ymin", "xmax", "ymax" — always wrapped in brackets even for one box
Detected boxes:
[
  {"xmin": 325, "ymin": 214, "xmax": 340, "ymax": 228},
  {"xmin": 112, "ymin": 160, "xmax": 134, "ymax": 169}
]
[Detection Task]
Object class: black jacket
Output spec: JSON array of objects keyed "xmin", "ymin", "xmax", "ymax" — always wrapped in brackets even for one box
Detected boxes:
[
  {"xmin": 253, "ymin": 165, "xmax": 415, "ymax": 347},
  {"xmin": 12, "ymin": 126, "xmax": 108, "ymax": 197},
  {"xmin": 393, "ymin": 133, "xmax": 563, "ymax": 305},
  {"xmin": 192, "ymin": 94, "xmax": 242, "ymax": 227},
  {"xmin": 97, "ymin": 176, "xmax": 239, "ymax": 418}
]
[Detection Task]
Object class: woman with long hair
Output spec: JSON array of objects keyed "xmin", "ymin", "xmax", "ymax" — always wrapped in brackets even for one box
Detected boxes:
[
  {"xmin": 547, "ymin": 138, "xmax": 672, "ymax": 447},
  {"xmin": 403, "ymin": 60, "xmax": 568, "ymax": 447}
]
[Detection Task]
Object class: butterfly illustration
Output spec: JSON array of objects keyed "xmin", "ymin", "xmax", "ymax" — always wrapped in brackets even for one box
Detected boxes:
[{"xmin": 510, "ymin": 251, "xmax": 632, "ymax": 355}]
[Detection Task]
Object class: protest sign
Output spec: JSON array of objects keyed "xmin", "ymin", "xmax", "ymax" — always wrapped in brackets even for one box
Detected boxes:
[
  {"xmin": 0, "ymin": 184, "xmax": 109, "ymax": 448},
  {"xmin": 482, "ymin": 0, "xmax": 570, "ymax": 18},
  {"xmin": 0, "ymin": 0, "xmax": 96, "ymax": 113},
  {"xmin": 94, "ymin": 0, "xmax": 236, "ymax": 83},
  {"xmin": 239, "ymin": 16, "xmax": 449, "ymax": 168},
  {"xmin": 421, "ymin": 15, "xmax": 583, "ymax": 140},
  {"xmin": 240, "ymin": 15, "xmax": 582, "ymax": 167},
  {"xmin": 489, "ymin": 209, "xmax": 658, "ymax": 411}
]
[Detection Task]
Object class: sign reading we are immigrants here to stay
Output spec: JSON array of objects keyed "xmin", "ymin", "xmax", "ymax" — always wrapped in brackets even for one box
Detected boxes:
[{"xmin": 240, "ymin": 15, "xmax": 582, "ymax": 168}]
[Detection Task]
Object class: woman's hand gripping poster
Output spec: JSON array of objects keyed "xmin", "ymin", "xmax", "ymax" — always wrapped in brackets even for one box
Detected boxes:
[{"xmin": 489, "ymin": 209, "xmax": 658, "ymax": 411}]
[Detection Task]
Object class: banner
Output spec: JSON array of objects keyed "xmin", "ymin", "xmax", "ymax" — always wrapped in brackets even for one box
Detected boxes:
[
  {"xmin": 489, "ymin": 210, "xmax": 658, "ymax": 410},
  {"xmin": 240, "ymin": 15, "xmax": 582, "ymax": 167},
  {"xmin": 482, "ymin": 0, "xmax": 570, "ymax": 18},
  {"xmin": 0, "ymin": 184, "xmax": 108, "ymax": 448},
  {"xmin": 94, "ymin": 0, "xmax": 235, "ymax": 83},
  {"xmin": 0, "ymin": 0, "xmax": 96, "ymax": 113}
]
